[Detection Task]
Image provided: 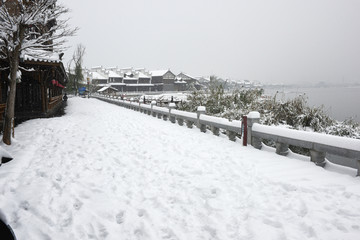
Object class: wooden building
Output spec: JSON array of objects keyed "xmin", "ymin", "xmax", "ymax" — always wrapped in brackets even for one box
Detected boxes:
[
  {"xmin": 177, "ymin": 72, "xmax": 201, "ymax": 90},
  {"xmin": 150, "ymin": 70, "xmax": 176, "ymax": 91},
  {"xmin": 0, "ymin": 55, "xmax": 67, "ymax": 126}
]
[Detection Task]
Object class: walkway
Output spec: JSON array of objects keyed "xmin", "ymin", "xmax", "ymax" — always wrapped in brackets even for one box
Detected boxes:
[{"xmin": 1, "ymin": 97, "xmax": 359, "ymax": 240}]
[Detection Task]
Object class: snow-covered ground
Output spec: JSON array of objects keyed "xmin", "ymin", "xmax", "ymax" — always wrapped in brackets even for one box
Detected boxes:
[{"xmin": 1, "ymin": 97, "xmax": 360, "ymax": 240}]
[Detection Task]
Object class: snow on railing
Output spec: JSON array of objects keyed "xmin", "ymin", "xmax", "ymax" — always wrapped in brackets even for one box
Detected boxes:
[
  {"xmin": 94, "ymin": 94, "xmax": 360, "ymax": 176},
  {"xmin": 246, "ymin": 111, "xmax": 360, "ymax": 176},
  {"xmin": 94, "ymin": 94, "xmax": 242, "ymax": 142}
]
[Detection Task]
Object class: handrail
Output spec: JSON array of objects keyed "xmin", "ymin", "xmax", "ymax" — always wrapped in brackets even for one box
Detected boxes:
[
  {"xmin": 246, "ymin": 113, "xmax": 360, "ymax": 176},
  {"xmin": 252, "ymin": 124, "xmax": 360, "ymax": 159}
]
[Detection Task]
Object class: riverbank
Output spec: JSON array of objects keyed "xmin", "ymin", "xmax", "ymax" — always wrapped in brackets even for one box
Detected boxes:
[{"xmin": 264, "ymin": 86, "xmax": 360, "ymax": 123}]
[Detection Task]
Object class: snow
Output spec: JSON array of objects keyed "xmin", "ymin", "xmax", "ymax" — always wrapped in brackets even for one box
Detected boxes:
[
  {"xmin": 197, "ymin": 106, "xmax": 206, "ymax": 112},
  {"xmin": 247, "ymin": 111, "xmax": 260, "ymax": 119},
  {"xmin": 1, "ymin": 97, "xmax": 360, "ymax": 239},
  {"xmin": 200, "ymin": 114, "xmax": 242, "ymax": 129},
  {"xmin": 97, "ymin": 86, "xmax": 109, "ymax": 92},
  {"xmin": 126, "ymin": 84, "xmax": 154, "ymax": 87},
  {"xmin": 170, "ymin": 109, "xmax": 197, "ymax": 120},
  {"xmin": 140, "ymin": 93, "xmax": 189, "ymax": 103},
  {"xmin": 91, "ymin": 72, "xmax": 107, "ymax": 80},
  {"xmin": 107, "ymin": 70, "xmax": 122, "ymax": 78},
  {"xmin": 150, "ymin": 70, "xmax": 169, "ymax": 77},
  {"xmin": 138, "ymin": 72, "xmax": 151, "ymax": 79},
  {"xmin": 22, "ymin": 50, "xmax": 61, "ymax": 63}
]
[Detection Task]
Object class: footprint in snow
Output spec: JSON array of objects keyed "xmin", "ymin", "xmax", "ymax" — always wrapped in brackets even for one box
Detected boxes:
[
  {"xmin": 20, "ymin": 201, "xmax": 30, "ymax": 211},
  {"xmin": 55, "ymin": 173, "xmax": 62, "ymax": 182},
  {"xmin": 73, "ymin": 199, "xmax": 83, "ymax": 210},
  {"xmin": 161, "ymin": 228, "xmax": 178, "ymax": 240},
  {"xmin": 116, "ymin": 211, "xmax": 125, "ymax": 224},
  {"xmin": 138, "ymin": 209, "xmax": 147, "ymax": 217}
]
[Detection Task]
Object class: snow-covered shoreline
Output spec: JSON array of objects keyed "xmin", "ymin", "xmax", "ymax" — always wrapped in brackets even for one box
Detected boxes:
[{"xmin": 1, "ymin": 97, "xmax": 359, "ymax": 239}]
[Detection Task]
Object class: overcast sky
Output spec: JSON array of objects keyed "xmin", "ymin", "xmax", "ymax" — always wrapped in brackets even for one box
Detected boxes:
[{"xmin": 58, "ymin": 0, "xmax": 360, "ymax": 85}]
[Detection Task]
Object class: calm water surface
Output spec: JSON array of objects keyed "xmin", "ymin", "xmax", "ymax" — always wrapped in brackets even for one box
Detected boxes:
[{"xmin": 264, "ymin": 86, "xmax": 360, "ymax": 123}]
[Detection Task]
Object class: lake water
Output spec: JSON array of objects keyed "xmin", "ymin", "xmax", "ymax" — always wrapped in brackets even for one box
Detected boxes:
[{"xmin": 263, "ymin": 86, "xmax": 360, "ymax": 123}]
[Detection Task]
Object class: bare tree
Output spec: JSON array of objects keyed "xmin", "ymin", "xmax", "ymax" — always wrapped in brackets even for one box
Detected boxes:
[
  {"xmin": 0, "ymin": 0, "xmax": 77, "ymax": 145},
  {"xmin": 72, "ymin": 44, "xmax": 85, "ymax": 96}
]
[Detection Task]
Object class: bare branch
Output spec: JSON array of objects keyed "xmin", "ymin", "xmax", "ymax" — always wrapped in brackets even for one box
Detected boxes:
[{"xmin": 1, "ymin": 0, "xmax": 77, "ymax": 61}]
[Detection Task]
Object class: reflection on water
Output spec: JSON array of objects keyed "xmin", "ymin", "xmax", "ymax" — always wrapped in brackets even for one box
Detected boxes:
[{"xmin": 263, "ymin": 86, "xmax": 360, "ymax": 123}]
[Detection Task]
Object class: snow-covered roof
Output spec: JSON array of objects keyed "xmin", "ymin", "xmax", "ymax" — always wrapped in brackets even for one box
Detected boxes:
[
  {"xmin": 126, "ymin": 84, "xmax": 154, "ymax": 87},
  {"xmin": 91, "ymin": 66, "xmax": 103, "ymax": 70},
  {"xmin": 138, "ymin": 72, "xmax": 151, "ymax": 78},
  {"xmin": 174, "ymin": 80, "xmax": 186, "ymax": 84},
  {"xmin": 109, "ymin": 83, "xmax": 126, "ymax": 86},
  {"xmin": 97, "ymin": 86, "xmax": 118, "ymax": 92},
  {"xmin": 91, "ymin": 72, "xmax": 107, "ymax": 79},
  {"xmin": 22, "ymin": 50, "xmax": 62, "ymax": 64},
  {"xmin": 150, "ymin": 70, "xmax": 169, "ymax": 77},
  {"xmin": 107, "ymin": 70, "xmax": 122, "ymax": 78},
  {"xmin": 124, "ymin": 77, "xmax": 138, "ymax": 81},
  {"xmin": 197, "ymin": 76, "xmax": 211, "ymax": 82},
  {"xmin": 178, "ymin": 72, "xmax": 196, "ymax": 80}
]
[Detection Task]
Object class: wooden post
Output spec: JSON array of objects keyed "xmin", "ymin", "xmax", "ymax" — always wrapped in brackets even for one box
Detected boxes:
[{"xmin": 242, "ymin": 115, "xmax": 247, "ymax": 146}]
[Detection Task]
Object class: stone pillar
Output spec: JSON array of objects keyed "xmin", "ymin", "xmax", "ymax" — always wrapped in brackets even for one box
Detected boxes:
[
  {"xmin": 163, "ymin": 113, "xmax": 168, "ymax": 121},
  {"xmin": 227, "ymin": 130, "xmax": 236, "ymax": 142},
  {"xmin": 276, "ymin": 142, "xmax": 289, "ymax": 156},
  {"xmin": 247, "ymin": 111, "xmax": 262, "ymax": 149},
  {"xmin": 197, "ymin": 106, "xmax": 206, "ymax": 133},
  {"xmin": 177, "ymin": 118, "xmax": 184, "ymax": 126},
  {"xmin": 169, "ymin": 103, "xmax": 176, "ymax": 123},
  {"xmin": 211, "ymin": 126, "xmax": 220, "ymax": 136},
  {"xmin": 151, "ymin": 101, "xmax": 157, "ymax": 117},
  {"xmin": 310, "ymin": 150, "xmax": 326, "ymax": 167},
  {"xmin": 186, "ymin": 120, "xmax": 194, "ymax": 128}
]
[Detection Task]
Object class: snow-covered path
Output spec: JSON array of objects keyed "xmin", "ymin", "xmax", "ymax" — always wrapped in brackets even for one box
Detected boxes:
[{"xmin": 1, "ymin": 97, "xmax": 360, "ymax": 240}]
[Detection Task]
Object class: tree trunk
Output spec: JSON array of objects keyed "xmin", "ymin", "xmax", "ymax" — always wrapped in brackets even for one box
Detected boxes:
[{"xmin": 3, "ymin": 54, "xmax": 19, "ymax": 145}]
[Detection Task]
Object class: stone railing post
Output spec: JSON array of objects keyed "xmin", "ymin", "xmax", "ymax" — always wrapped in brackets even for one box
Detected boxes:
[
  {"xmin": 310, "ymin": 150, "xmax": 326, "ymax": 167},
  {"xmin": 227, "ymin": 130, "xmax": 237, "ymax": 142},
  {"xmin": 186, "ymin": 120, "xmax": 194, "ymax": 128},
  {"xmin": 169, "ymin": 103, "xmax": 176, "ymax": 123},
  {"xmin": 247, "ymin": 111, "xmax": 261, "ymax": 149},
  {"xmin": 151, "ymin": 101, "xmax": 156, "ymax": 117},
  {"xmin": 197, "ymin": 106, "xmax": 206, "ymax": 133},
  {"xmin": 211, "ymin": 126, "xmax": 220, "ymax": 136},
  {"xmin": 276, "ymin": 142, "xmax": 289, "ymax": 156},
  {"xmin": 177, "ymin": 117, "xmax": 184, "ymax": 126}
]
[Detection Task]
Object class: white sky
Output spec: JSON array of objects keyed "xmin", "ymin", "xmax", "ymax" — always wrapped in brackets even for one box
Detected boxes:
[{"xmin": 58, "ymin": 0, "xmax": 360, "ymax": 85}]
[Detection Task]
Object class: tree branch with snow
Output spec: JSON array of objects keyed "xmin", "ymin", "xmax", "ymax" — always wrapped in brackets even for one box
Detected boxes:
[{"xmin": 0, "ymin": 0, "xmax": 77, "ymax": 145}]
